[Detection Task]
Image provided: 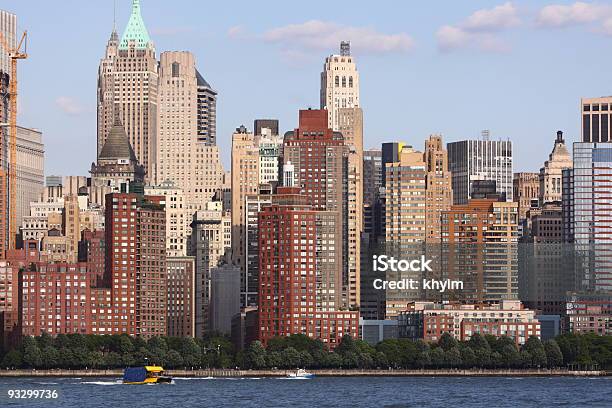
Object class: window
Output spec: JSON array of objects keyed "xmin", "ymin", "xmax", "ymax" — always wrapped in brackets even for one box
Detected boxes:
[{"xmin": 172, "ymin": 62, "xmax": 180, "ymax": 78}]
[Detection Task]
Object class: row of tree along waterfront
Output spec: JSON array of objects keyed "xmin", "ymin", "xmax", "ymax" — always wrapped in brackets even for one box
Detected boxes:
[{"xmin": 1, "ymin": 332, "xmax": 610, "ymax": 370}]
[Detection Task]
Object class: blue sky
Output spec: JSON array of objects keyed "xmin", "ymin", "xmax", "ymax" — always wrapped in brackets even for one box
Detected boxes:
[{"xmin": 6, "ymin": 0, "xmax": 612, "ymax": 175}]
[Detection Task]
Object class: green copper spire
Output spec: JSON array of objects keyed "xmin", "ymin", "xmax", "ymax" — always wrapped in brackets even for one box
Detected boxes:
[{"xmin": 119, "ymin": 0, "xmax": 151, "ymax": 50}]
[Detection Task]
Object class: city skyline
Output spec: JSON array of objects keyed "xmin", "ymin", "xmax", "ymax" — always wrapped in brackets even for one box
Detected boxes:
[{"xmin": 7, "ymin": 0, "xmax": 612, "ymax": 176}]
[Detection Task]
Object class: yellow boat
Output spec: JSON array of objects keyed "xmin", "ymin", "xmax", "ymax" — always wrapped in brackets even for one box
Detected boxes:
[{"xmin": 123, "ymin": 366, "xmax": 173, "ymax": 384}]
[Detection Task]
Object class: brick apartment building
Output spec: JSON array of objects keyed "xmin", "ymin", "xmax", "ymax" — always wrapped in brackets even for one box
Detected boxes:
[
  {"xmin": 398, "ymin": 300, "xmax": 540, "ymax": 345},
  {"xmin": 257, "ymin": 186, "xmax": 358, "ymax": 348}
]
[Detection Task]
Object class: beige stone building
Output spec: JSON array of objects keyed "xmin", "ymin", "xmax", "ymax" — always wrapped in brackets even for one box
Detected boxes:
[
  {"xmin": 424, "ymin": 135, "xmax": 452, "ymax": 242},
  {"xmin": 539, "ymin": 131, "xmax": 572, "ymax": 205},
  {"xmin": 156, "ymin": 51, "xmax": 223, "ymax": 207},
  {"xmin": 230, "ymin": 126, "xmax": 261, "ymax": 274},
  {"xmin": 513, "ymin": 172, "xmax": 539, "ymax": 221},
  {"xmin": 320, "ymin": 41, "xmax": 360, "ymax": 131},
  {"xmin": 191, "ymin": 202, "xmax": 231, "ymax": 337},
  {"xmin": 385, "ymin": 146, "xmax": 427, "ymax": 244},
  {"xmin": 63, "ymin": 195, "xmax": 80, "ymax": 262},
  {"xmin": 321, "ymin": 44, "xmax": 363, "ymax": 310},
  {"xmin": 15, "ymin": 127, "xmax": 44, "ymax": 230},
  {"xmin": 338, "ymin": 107, "xmax": 363, "ymax": 307},
  {"xmin": 145, "ymin": 181, "xmax": 188, "ymax": 257},
  {"xmin": 97, "ymin": 0, "xmax": 158, "ymax": 180}
]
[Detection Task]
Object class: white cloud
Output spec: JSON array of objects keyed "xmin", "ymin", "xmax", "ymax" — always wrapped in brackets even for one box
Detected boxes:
[
  {"xmin": 227, "ymin": 25, "xmax": 245, "ymax": 39},
  {"xmin": 536, "ymin": 2, "xmax": 609, "ymax": 27},
  {"xmin": 536, "ymin": 2, "xmax": 612, "ymax": 36},
  {"xmin": 436, "ymin": 2, "xmax": 520, "ymax": 53},
  {"xmin": 55, "ymin": 96, "xmax": 85, "ymax": 116},
  {"xmin": 463, "ymin": 2, "xmax": 521, "ymax": 31},
  {"xmin": 235, "ymin": 20, "xmax": 414, "ymax": 57}
]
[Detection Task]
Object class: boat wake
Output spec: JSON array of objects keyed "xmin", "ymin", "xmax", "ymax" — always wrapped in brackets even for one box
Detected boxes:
[{"xmin": 79, "ymin": 380, "xmax": 122, "ymax": 386}]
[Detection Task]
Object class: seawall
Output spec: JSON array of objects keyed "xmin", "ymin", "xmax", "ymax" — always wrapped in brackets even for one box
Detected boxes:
[{"xmin": 0, "ymin": 368, "xmax": 607, "ymax": 377}]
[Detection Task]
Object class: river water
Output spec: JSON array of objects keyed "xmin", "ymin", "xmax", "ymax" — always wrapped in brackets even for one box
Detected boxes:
[{"xmin": 0, "ymin": 376, "xmax": 610, "ymax": 407}]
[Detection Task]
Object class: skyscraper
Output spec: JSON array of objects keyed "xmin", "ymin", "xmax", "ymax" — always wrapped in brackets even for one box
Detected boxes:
[
  {"xmin": 513, "ymin": 172, "xmax": 539, "ymax": 221},
  {"xmin": 190, "ymin": 202, "xmax": 231, "ymax": 337},
  {"xmin": 539, "ymin": 131, "xmax": 572, "ymax": 205},
  {"xmin": 424, "ymin": 135, "xmax": 452, "ymax": 242},
  {"xmin": 97, "ymin": 0, "xmax": 158, "ymax": 180},
  {"xmin": 321, "ymin": 45, "xmax": 364, "ymax": 306},
  {"xmin": 442, "ymin": 198, "xmax": 519, "ymax": 303},
  {"xmin": 581, "ymin": 97, "xmax": 611, "ymax": 143},
  {"xmin": 91, "ymin": 116, "xmax": 145, "ymax": 202},
  {"xmin": 15, "ymin": 126, "xmax": 44, "ymax": 229},
  {"xmin": 320, "ymin": 41, "xmax": 359, "ymax": 131},
  {"xmin": 231, "ymin": 126, "xmax": 262, "ymax": 281},
  {"xmin": 196, "ymin": 71, "xmax": 217, "ymax": 146},
  {"xmin": 257, "ymin": 186, "xmax": 358, "ymax": 348},
  {"xmin": 105, "ymin": 192, "xmax": 167, "ymax": 337},
  {"xmin": 384, "ymin": 145, "xmax": 427, "ymax": 244},
  {"xmin": 283, "ymin": 109, "xmax": 353, "ymax": 308},
  {"xmin": 448, "ymin": 138, "xmax": 513, "ymax": 204},
  {"xmin": 0, "ymin": 9, "xmax": 17, "ymax": 258},
  {"xmin": 156, "ymin": 51, "xmax": 223, "ymax": 205},
  {"xmin": 145, "ymin": 181, "xmax": 188, "ymax": 257},
  {"xmin": 363, "ymin": 148, "xmax": 382, "ymax": 238},
  {"xmin": 563, "ymin": 142, "xmax": 612, "ymax": 334}
]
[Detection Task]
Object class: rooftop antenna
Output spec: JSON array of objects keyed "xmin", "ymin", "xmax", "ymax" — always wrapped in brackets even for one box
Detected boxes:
[
  {"xmin": 340, "ymin": 41, "xmax": 350, "ymax": 56},
  {"xmin": 481, "ymin": 129, "xmax": 490, "ymax": 141},
  {"xmin": 113, "ymin": 0, "xmax": 117, "ymax": 32}
]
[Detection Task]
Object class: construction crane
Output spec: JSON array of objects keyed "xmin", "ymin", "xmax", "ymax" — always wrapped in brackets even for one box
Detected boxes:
[{"xmin": 0, "ymin": 30, "xmax": 28, "ymax": 251}]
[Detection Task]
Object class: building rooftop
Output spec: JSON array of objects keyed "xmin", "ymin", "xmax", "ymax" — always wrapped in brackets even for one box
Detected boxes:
[
  {"xmin": 119, "ymin": 0, "xmax": 151, "ymax": 50},
  {"xmin": 98, "ymin": 117, "xmax": 138, "ymax": 162}
]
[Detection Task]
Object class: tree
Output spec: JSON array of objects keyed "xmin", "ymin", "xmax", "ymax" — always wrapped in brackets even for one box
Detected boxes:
[
  {"xmin": 1, "ymin": 350, "xmax": 22, "ymax": 368},
  {"xmin": 474, "ymin": 348, "xmax": 491, "ymax": 368},
  {"xmin": 325, "ymin": 352, "xmax": 343, "ymax": 368},
  {"xmin": 118, "ymin": 335, "xmax": 135, "ymax": 354},
  {"xmin": 523, "ymin": 336, "xmax": 547, "ymax": 367},
  {"xmin": 490, "ymin": 351, "xmax": 502, "ymax": 368},
  {"xmin": 58, "ymin": 348, "xmax": 75, "ymax": 369},
  {"xmin": 430, "ymin": 347, "xmax": 445, "ymax": 368},
  {"xmin": 22, "ymin": 336, "xmax": 42, "ymax": 368},
  {"xmin": 299, "ymin": 350, "xmax": 314, "ymax": 368},
  {"xmin": 415, "ymin": 350, "xmax": 431, "ymax": 368},
  {"xmin": 37, "ymin": 332, "xmax": 54, "ymax": 350},
  {"xmin": 166, "ymin": 350, "xmax": 184, "ymax": 369},
  {"xmin": 121, "ymin": 353, "xmax": 135, "ymax": 368},
  {"xmin": 41, "ymin": 346, "xmax": 59, "ymax": 369},
  {"xmin": 89, "ymin": 351, "xmax": 105, "ymax": 369},
  {"xmin": 544, "ymin": 339, "xmax": 563, "ymax": 368},
  {"xmin": 281, "ymin": 347, "xmax": 301, "ymax": 368},
  {"xmin": 376, "ymin": 340, "xmax": 401, "ymax": 368},
  {"xmin": 147, "ymin": 337, "xmax": 168, "ymax": 353},
  {"xmin": 520, "ymin": 350, "xmax": 532, "ymax": 368},
  {"xmin": 438, "ymin": 333, "xmax": 459, "ymax": 352},
  {"xmin": 500, "ymin": 344, "xmax": 521, "ymax": 368},
  {"xmin": 468, "ymin": 333, "xmax": 491, "ymax": 352},
  {"xmin": 103, "ymin": 352, "xmax": 122, "ymax": 368},
  {"xmin": 266, "ymin": 351, "xmax": 283, "ymax": 369},
  {"xmin": 460, "ymin": 346, "xmax": 477, "ymax": 368},
  {"xmin": 180, "ymin": 338, "xmax": 201, "ymax": 368},
  {"xmin": 72, "ymin": 347, "xmax": 91, "ymax": 368},
  {"xmin": 246, "ymin": 341, "xmax": 267, "ymax": 369},
  {"xmin": 336, "ymin": 335, "xmax": 357, "ymax": 356},
  {"xmin": 444, "ymin": 347, "xmax": 462, "ymax": 368}
]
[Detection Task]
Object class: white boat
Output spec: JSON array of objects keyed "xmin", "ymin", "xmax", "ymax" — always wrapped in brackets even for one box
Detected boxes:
[{"xmin": 287, "ymin": 368, "xmax": 315, "ymax": 379}]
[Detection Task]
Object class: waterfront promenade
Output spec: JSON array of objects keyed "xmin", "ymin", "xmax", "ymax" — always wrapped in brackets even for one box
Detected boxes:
[{"xmin": 0, "ymin": 368, "xmax": 606, "ymax": 377}]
